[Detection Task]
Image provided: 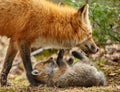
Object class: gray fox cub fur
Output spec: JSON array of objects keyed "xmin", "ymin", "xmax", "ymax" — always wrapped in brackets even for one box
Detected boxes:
[{"xmin": 32, "ymin": 50, "xmax": 106, "ymax": 87}]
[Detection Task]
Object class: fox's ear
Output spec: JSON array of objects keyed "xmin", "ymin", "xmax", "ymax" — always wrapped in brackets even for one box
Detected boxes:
[
  {"xmin": 78, "ymin": 4, "xmax": 89, "ymax": 24},
  {"xmin": 31, "ymin": 70, "xmax": 42, "ymax": 76}
]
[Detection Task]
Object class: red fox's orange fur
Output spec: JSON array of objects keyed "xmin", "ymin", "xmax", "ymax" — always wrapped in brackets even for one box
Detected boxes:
[{"xmin": 0, "ymin": 0, "xmax": 99, "ymax": 86}]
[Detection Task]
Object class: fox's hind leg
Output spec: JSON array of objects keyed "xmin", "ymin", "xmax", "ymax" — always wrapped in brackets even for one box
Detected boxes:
[{"xmin": 1, "ymin": 39, "xmax": 18, "ymax": 86}]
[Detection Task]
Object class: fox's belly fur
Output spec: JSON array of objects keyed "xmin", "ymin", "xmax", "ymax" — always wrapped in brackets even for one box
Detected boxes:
[
  {"xmin": 31, "ymin": 37, "xmax": 78, "ymax": 49},
  {"xmin": 0, "ymin": 0, "xmax": 90, "ymax": 49}
]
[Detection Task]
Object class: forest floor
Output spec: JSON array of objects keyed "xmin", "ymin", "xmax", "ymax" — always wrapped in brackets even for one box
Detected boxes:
[{"xmin": 0, "ymin": 37, "xmax": 120, "ymax": 92}]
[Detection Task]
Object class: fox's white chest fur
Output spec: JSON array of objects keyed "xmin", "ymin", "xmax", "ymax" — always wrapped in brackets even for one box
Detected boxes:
[{"xmin": 31, "ymin": 37, "xmax": 79, "ymax": 49}]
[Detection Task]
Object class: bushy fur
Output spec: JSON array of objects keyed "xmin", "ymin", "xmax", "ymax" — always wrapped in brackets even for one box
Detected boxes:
[
  {"xmin": 32, "ymin": 51, "xmax": 106, "ymax": 87},
  {"xmin": 0, "ymin": 0, "xmax": 97, "ymax": 49},
  {"xmin": 0, "ymin": 0, "xmax": 99, "ymax": 86}
]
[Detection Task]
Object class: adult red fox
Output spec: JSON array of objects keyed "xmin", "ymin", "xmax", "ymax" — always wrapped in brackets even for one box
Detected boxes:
[
  {"xmin": 0, "ymin": 0, "xmax": 99, "ymax": 86},
  {"xmin": 32, "ymin": 50, "xmax": 106, "ymax": 87}
]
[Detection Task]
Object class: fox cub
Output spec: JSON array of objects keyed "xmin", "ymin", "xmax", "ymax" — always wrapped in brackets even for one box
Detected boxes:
[{"xmin": 32, "ymin": 50, "xmax": 106, "ymax": 87}]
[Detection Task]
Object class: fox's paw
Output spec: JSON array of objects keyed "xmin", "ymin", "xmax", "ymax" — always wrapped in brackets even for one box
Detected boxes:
[{"xmin": 0, "ymin": 81, "xmax": 13, "ymax": 87}]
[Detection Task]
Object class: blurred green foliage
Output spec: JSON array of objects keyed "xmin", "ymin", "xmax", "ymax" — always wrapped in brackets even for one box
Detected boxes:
[
  {"xmin": 35, "ymin": 49, "xmax": 57, "ymax": 61},
  {"xmin": 65, "ymin": 0, "xmax": 120, "ymax": 46}
]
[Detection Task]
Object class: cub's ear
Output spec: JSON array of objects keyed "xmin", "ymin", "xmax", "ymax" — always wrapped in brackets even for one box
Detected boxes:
[
  {"xmin": 78, "ymin": 4, "xmax": 89, "ymax": 24},
  {"xmin": 31, "ymin": 70, "xmax": 42, "ymax": 76}
]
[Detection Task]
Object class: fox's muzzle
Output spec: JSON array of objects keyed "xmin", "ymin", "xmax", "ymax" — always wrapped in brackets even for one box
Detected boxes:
[
  {"xmin": 78, "ymin": 38, "xmax": 99, "ymax": 54},
  {"xmin": 85, "ymin": 39, "xmax": 99, "ymax": 54}
]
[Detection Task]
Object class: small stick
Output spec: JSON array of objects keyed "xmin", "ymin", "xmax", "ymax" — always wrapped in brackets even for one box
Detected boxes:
[{"xmin": 31, "ymin": 47, "xmax": 50, "ymax": 56}]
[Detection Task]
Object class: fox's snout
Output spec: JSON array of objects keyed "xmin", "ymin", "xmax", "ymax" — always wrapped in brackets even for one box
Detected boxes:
[
  {"xmin": 80, "ymin": 38, "xmax": 99, "ymax": 54},
  {"xmin": 85, "ymin": 43, "xmax": 99, "ymax": 54}
]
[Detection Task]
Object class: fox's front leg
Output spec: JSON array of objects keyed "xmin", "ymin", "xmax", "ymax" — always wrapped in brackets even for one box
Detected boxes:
[
  {"xmin": 18, "ymin": 41, "xmax": 39, "ymax": 86},
  {"xmin": 1, "ymin": 39, "xmax": 18, "ymax": 86}
]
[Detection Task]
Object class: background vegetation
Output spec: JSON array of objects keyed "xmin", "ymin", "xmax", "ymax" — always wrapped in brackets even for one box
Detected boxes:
[{"xmin": 52, "ymin": 0, "xmax": 120, "ymax": 46}]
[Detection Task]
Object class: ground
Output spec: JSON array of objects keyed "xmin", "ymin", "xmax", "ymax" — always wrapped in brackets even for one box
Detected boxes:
[{"xmin": 0, "ymin": 37, "xmax": 120, "ymax": 92}]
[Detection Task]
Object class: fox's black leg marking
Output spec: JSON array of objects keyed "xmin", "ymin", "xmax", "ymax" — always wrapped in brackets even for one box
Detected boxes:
[
  {"xmin": 19, "ymin": 41, "xmax": 40, "ymax": 86},
  {"xmin": 1, "ymin": 40, "xmax": 17, "ymax": 86}
]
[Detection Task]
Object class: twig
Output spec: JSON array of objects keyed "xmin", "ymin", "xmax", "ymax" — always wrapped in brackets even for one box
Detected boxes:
[
  {"xmin": 31, "ymin": 47, "xmax": 50, "ymax": 56},
  {"xmin": 12, "ymin": 61, "xmax": 21, "ymax": 66}
]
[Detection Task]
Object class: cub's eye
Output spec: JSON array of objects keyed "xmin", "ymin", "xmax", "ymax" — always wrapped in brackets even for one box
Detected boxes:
[{"xmin": 31, "ymin": 70, "xmax": 42, "ymax": 76}]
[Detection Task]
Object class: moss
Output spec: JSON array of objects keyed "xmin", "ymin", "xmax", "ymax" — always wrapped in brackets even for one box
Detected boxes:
[{"xmin": 35, "ymin": 49, "xmax": 57, "ymax": 61}]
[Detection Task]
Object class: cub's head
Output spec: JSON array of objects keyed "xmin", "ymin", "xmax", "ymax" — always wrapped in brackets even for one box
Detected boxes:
[
  {"xmin": 71, "ymin": 4, "xmax": 99, "ymax": 54},
  {"xmin": 32, "ymin": 58, "xmax": 56, "ymax": 84},
  {"xmin": 31, "ymin": 50, "xmax": 70, "ymax": 84}
]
